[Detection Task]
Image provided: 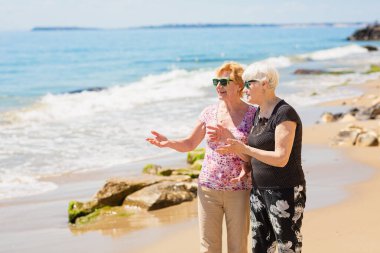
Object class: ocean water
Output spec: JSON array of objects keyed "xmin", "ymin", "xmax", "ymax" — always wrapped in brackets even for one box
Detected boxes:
[{"xmin": 1, "ymin": 26, "xmax": 380, "ymax": 200}]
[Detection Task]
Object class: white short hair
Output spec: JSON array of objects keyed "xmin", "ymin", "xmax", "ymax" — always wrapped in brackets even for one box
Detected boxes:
[{"xmin": 242, "ymin": 63, "xmax": 279, "ymax": 89}]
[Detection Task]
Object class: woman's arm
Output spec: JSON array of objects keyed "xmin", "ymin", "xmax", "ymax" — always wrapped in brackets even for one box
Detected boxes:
[
  {"xmin": 217, "ymin": 121, "xmax": 296, "ymax": 167},
  {"xmin": 146, "ymin": 120, "xmax": 206, "ymax": 152}
]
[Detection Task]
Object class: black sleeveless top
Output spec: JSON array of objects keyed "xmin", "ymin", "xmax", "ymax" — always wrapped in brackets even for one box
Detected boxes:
[{"xmin": 248, "ymin": 100, "xmax": 305, "ymax": 189}]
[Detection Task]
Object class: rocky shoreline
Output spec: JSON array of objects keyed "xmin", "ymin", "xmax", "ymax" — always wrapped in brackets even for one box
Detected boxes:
[
  {"xmin": 348, "ymin": 23, "xmax": 380, "ymax": 41},
  {"xmin": 318, "ymin": 92, "xmax": 380, "ymax": 147},
  {"xmin": 68, "ymin": 148, "xmax": 205, "ymax": 227}
]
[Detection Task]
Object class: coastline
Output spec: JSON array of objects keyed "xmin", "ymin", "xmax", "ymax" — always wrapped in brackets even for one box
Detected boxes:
[{"xmin": 0, "ymin": 77, "xmax": 379, "ymax": 253}]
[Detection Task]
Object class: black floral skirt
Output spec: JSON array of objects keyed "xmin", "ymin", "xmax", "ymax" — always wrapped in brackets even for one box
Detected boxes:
[{"xmin": 250, "ymin": 185, "xmax": 306, "ymax": 253}]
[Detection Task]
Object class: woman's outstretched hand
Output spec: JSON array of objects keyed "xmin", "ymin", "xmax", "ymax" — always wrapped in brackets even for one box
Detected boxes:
[
  {"xmin": 146, "ymin": 130, "xmax": 169, "ymax": 148},
  {"xmin": 206, "ymin": 124, "xmax": 234, "ymax": 143},
  {"xmin": 216, "ymin": 138, "xmax": 246, "ymax": 154}
]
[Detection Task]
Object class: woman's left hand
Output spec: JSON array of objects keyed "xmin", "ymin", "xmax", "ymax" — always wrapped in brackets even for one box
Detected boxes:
[{"xmin": 216, "ymin": 138, "xmax": 246, "ymax": 154}]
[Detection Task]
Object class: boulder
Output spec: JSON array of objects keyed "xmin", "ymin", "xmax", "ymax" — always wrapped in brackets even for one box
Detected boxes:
[
  {"xmin": 335, "ymin": 125, "xmax": 364, "ymax": 146},
  {"xmin": 157, "ymin": 168, "xmax": 174, "ymax": 176},
  {"xmin": 348, "ymin": 24, "xmax": 380, "ymax": 41},
  {"xmin": 356, "ymin": 131, "xmax": 379, "ymax": 147},
  {"xmin": 187, "ymin": 148, "xmax": 205, "ymax": 164},
  {"xmin": 94, "ymin": 177, "xmax": 160, "ymax": 206},
  {"xmin": 123, "ymin": 181, "xmax": 196, "ymax": 211},
  {"xmin": 74, "ymin": 206, "xmax": 134, "ymax": 226},
  {"xmin": 171, "ymin": 168, "xmax": 200, "ymax": 178},
  {"xmin": 320, "ymin": 112, "xmax": 343, "ymax": 123},
  {"xmin": 362, "ymin": 45, "xmax": 378, "ymax": 51},
  {"xmin": 68, "ymin": 200, "xmax": 101, "ymax": 223},
  {"xmin": 356, "ymin": 102, "xmax": 380, "ymax": 120}
]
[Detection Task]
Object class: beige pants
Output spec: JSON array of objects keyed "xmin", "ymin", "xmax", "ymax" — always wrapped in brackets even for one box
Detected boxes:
[{"xmin": 198, "ymin": 186, "xmax": 250, "ymax": 253}]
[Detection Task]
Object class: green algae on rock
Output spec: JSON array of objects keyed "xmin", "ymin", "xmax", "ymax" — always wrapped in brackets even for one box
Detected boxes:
[{"xmin": 187, "ymin": 148, "xmax": 205, "ymax": 164}]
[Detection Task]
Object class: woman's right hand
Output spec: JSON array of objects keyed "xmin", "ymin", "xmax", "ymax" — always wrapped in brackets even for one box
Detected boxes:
[
  {"xmin": 206, "ymin": 124, "xmax": 234, "ymax": 143},
  {"xmin": 146, "ymin": 130, "xmax": 169, "ymax": 148}
]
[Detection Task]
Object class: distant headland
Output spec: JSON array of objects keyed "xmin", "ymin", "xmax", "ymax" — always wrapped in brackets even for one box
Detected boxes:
[
  {"xmin": 135, "ymin": 22, "xmax": 368, "ymax": 29},
  {"xmin": 31, "ymin": 22, "xmax": 370, "ymax": 32},
  {"xmin": 32, "ymin": 27, "xmax": 101, "ymax": 31}
]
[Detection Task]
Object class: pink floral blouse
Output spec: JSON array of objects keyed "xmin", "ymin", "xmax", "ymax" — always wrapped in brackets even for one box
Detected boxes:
[{"xmin": 198, "ymin": 103, "xmax": 257, "ymax": 191}]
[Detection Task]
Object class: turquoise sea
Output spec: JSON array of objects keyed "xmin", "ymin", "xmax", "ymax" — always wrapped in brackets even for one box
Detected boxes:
[{"xmin": 1, "ymin": 25, "xmax": 380, "ymax": 200}]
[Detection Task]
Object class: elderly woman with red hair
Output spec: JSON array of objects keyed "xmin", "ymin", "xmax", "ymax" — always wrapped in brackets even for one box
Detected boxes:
[{"xmin": 147, "ymin": 62, "xmax": 257, "ymax": 253}]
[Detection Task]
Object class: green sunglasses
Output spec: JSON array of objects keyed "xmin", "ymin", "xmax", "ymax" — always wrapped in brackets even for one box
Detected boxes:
[
  {"xmin": 244, "ymin": 79, "xmax": 260, "ymax": 89},
  {"xmin": 212, "ymin": 78, "xmax": 233, "ymax": 87}
]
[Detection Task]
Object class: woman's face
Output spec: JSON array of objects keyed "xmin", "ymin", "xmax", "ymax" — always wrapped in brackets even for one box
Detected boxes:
[
  {"xmin": 214, "ymin": 71, "xmax": 240, "ymax": 101},
  {"xmin": 244, "ymin": 79, "xmax": 264, "ymax": 104}
]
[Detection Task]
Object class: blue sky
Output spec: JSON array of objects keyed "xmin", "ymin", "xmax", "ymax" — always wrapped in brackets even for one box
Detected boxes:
[{"xmin": 0, "ymin": 0, "xmax": 379, "ymax": 30}]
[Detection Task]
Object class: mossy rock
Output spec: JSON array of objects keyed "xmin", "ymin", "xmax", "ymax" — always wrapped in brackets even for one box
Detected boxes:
[
  {"xmin": 157, "ymin": 168, "xmax": 173, "ymax": 176},
  {"xmin": 187, "ymin": 170, "xmax": 200, "ymax": 179},
  {"xmin": 142, "ymin": 164, "xmax": 161, "ymax": 174},
  {"xmin": 310, "ymin": 91, "xmax": 318, "ymax": 96},
  {"xmin": 68, "ymin": 200, "xmax": 102, "ymax": 223},
  {"xmin": 75, "ymin": 206, "xmax": 134, "ymax": 225},
  {"xmin": 187, "ymin": 148, "xmax": 205, "ymax": 164},
  {"xmin": 172, "ymin": 168, "xmax": 200, "ymax": 178},
  {"xmin": 365, "ymin": 64, "xmax": 380, "ymax": 74},
  {"xmin": 326, "ymin": 70, "xmax": 354, "ymax": 75},
  {"xmin": 190, "ymin": 159, "xmax": 203, "ymax": 171}
]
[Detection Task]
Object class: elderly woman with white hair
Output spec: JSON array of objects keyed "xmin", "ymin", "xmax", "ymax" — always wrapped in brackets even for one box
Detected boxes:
[
  {"xmin": 215, "ymin": 63, "xmax": 306, "ymax": 253},
  {"xmin": 147, "ymin": 62, "xmax": 257, "ymax": 253}
]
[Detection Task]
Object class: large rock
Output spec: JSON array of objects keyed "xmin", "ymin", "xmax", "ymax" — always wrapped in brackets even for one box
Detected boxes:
[
  {"xmin": 95, "ymin": 178, "xmax": 159, "ymax": 206},
  {"xmin": 362, "ymin": 45, "xmax": 378, "ymax": 51},
  {"xmin": 123, "ymin": 181, "xmax": 197, "ymax": 211},
  {"xmin": 348, "ymin": 24, "xmax": 380, "ymax": 41},
  {"xmin": 68, "ymin": 200, "xmax": 101, "ymax": 223},
  {"xmin": 355, "ymin": 102, "xmax": 380, "ymax": 120},
  {"xmin": 335, "ymin": 125, "xmax": 364, "ymax": 146},
  {"xmin": 356, "ymin": 131, "xmax": 379, "ymax": 147},
  {"xmin": 171, "ymin": 168, "xmax": 200, "ymax": 178},
  {"xmin": 320, "ymin": 112, "xmax": 343, "ymax": 123},
  {"xmin": 74, "ymin": 206, "xmax": 134, "ymax": 226}
]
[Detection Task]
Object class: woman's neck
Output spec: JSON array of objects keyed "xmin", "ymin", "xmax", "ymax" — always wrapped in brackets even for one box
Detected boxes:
[
  {"xmin": 221, "ymin": 97, "xmax": 246, "ymax": 113},
  {"xmin": 258, "ymin": 95, "xmax": 281, "ymax": 118}
]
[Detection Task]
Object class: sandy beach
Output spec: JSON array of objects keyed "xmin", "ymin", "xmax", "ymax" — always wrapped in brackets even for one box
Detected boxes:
[
  {"xmin": 1, "ymin": 3, "xmax": 380, "ymax": 253},
  {"xmin": 134, "ymin": 78, "xmax": 380, "ymax": 253},
  {"xmin": 0, "ymin": 77, "xmax": 379, "ymax": 253}
]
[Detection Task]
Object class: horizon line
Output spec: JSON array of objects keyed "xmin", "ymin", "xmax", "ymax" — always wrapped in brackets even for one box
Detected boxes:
[{"xmin": 0, "ymin": 21, "xmax": 377, "ymax": 32}]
